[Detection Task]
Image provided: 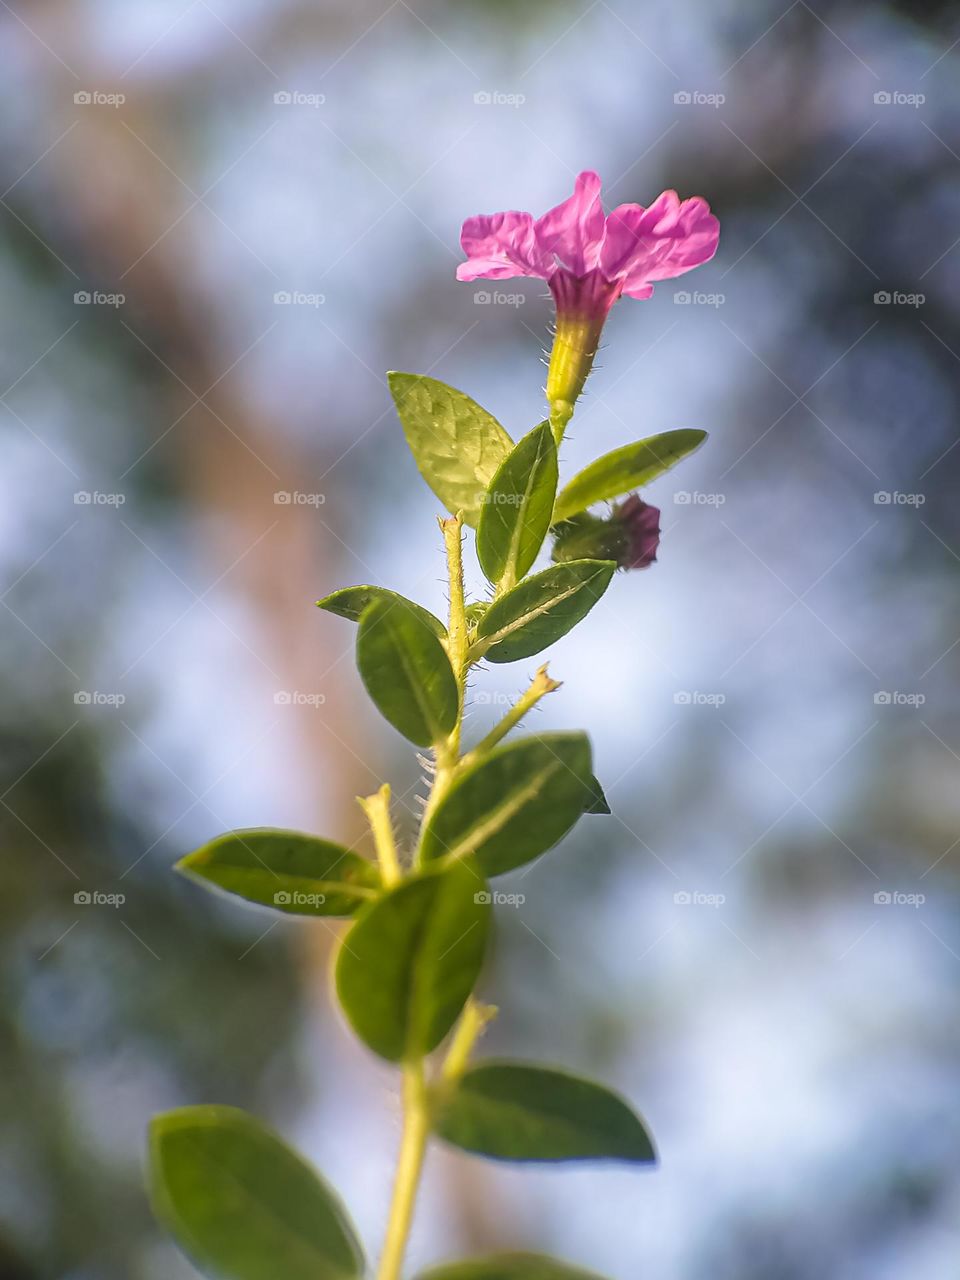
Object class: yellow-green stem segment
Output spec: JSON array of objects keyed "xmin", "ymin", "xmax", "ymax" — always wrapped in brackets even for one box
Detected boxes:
[{"xmin": 376, "ymin": 1061, "xmax": 430, "ymax": 1280}]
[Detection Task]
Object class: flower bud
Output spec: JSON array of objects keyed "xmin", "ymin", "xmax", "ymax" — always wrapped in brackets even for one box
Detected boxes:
[{"xmin": 551, "ymin": 496, "xmax": 660, "ymax": 571}]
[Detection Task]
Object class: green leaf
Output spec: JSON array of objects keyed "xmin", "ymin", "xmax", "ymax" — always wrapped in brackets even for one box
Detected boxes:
[
  {"xmin": 473, "ymin": 561, "xmax": 615, "ymax": 664},
  {"xmin": 415, "ymin": 1255, "xmax": 607, "ymax": 1280},
  {"xmin": 584, "ymin": 775, "xmax": 610, "ymax": 815},
  {"xmin": 554, "ymin": 429, "xmax": 707, "ymax": 522},
  {"xmin": 317, "ymin": 585, "xmax": 446, "ymax": 638},
  {"xmin": 335, "ymin": 859, "xmax": 490, "ymax": 1062},
  {"xmin": 477, "ymin": 422, "xmax": 558, "ymax": 587},
  {"xmin": 433, "ymin": 1062, "xmax": 656, "ymax": 1164},
  {"xmin": 149, "ymin": 1106, "xmax": 364, "ymax": 1280},
  {"xmin": 177, "ymin": 829, "xmax": 380, "ymax": 917},
  {"xmin": 420, "ymin": 733, "xmax": 593, "ymax": 877},
  {"xmin": 357, "ymin": 598, "xmax": 458, "ymax": 747},
  {"xmin": 388, "ymin": 372, "xmax": 514, "ymax": 526}
]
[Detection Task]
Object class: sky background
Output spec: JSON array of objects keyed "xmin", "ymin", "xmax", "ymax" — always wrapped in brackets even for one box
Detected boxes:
[{"xmin": 1, "ymin": 1, "xmax": 959, "ymax": 1277}]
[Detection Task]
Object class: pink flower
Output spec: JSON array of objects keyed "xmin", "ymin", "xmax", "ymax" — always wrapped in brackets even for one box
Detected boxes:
[
  {"xmin": 615, "ymin": 495, "xmax": 661, "ymax": 570},
  {"xmin": 457, "ymin": 171, "xmax": 719, "ymax": 433}
]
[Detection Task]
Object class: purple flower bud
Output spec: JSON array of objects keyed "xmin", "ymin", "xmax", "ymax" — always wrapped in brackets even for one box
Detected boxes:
[{"xmin": 615, "ymin": 495, "xmax": 660, "ymax": 570}]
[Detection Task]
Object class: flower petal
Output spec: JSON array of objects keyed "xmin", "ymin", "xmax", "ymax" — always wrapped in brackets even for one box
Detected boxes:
[
  {"xmin": 457, "ymin": 210, "xmax": 550, "ymax": 281},
  {"xmin": 601, "ymin": 192, "xmax": 719, "ymax": 298},
  {"xmin": 534, "ymin": 170, "xmax": 606, "ymax": 275}
]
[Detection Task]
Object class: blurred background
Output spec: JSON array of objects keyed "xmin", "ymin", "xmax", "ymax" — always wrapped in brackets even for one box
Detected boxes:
[{"xmin": 1, "ymin": 0, "xmax": 959, "ymax": 1276}]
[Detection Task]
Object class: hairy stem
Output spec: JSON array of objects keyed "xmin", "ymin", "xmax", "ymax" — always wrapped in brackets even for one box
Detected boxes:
[
  {"xmin": 377, "ymin": 1061, "xmax": 430, "ymax": 1280},
  {"xmin": 360, "ymin": 784, "xmax": 402, "ymax": 887},
  {"xmin": 378, "ymin": 514, "xmax": 473, "ymax": 1278},
  {"xmin": 441, "ymin": 998, "xmax": 497, "ymax": 1084},
  {"xmin": 466, "ymin": 664, "xmax": 561, "ymax": 761}
]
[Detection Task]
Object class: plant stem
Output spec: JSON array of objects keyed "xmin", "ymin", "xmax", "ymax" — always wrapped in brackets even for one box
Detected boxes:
[
  {"xmin": 440, "ymin": 998, "xmax": 497, "ymax": 1084},
  {"xmin": 359, "ymin": 784, "xmax": 402, "ymax": 887},
  {"xmin": 466, "ymin": 664, "xmax": 561, "ymax": 761},
  {"xmin": 379, "ymin": 514, "xmax": 475, "ymax": 1278},
  {"xmin": 377, "ymin": 1061, "xmax": 430, "ymax": 1280}
]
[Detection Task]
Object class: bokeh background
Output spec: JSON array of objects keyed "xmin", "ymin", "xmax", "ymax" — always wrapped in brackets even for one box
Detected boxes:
[{"xmin": 2, "ymin": 0, "xmax": 959, "ymax": 1276}]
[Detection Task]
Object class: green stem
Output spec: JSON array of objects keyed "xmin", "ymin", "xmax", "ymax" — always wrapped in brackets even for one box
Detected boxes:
[
  {"xmin": 378, "ymin": 514, "xmax": 475, "ymax": 1279},
  {"xmin": 376, "ymin": 1061, "xmax": 430, "ymax": 1280},
  {"xmin": 440, "ymin": 998, "xmax": 497, "ymax": 1084},
  {"xmin": 465, "ymin": 663, "xmax": 561, "ymax": 762},
  {"xmin": 359, "ymin": 784, "xmax": 402, "ymax": 887}
]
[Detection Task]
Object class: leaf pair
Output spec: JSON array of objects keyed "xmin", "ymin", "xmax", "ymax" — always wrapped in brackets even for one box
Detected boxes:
[{"xmin": 390, "ymin": 371, "xmax": 705, "ymax": 531}]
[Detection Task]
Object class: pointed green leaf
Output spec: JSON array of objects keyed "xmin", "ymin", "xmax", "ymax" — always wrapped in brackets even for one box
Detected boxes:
[
  {"xmin": 433, "ymin": 1062, "xmax": 656, "ymax": 1164},
  {"xmin": 473, "ymin": 561, "xmax": 615, "ymax": 664},
  {"xmin": 477, "ymin": 422, "xmax": 558, "ymax": 587},
  {"xmin": 335, "ymin": 859, "xmax": 490, "ymax": 1061},
  {"xmin": 420, "ymin": 733, "xmax": 593, "ymax": 877},
  {"xmin": 149, "ymin": 1106, "xmax": 364, "ymax": 1280},
  {"xmin": 317, "ymin": 585, "xmax": 446, "ymax": 638},
  {"xmin": 415, "ymin": 1256, "xmax": 607, "ymax": 1280},
  {"xmin": 177, "ymin": 829, "xmax": 381, "ymax": 917},
  {"xmin": 554, "ymin": 429, "xmax": 707, "ymax": 522},
  {"xmin": 584, "ymin": 775, "xmax": 610, "ymax": 815},
  {"xmin": 357, "ymin": 598, "xmax": 458, "ymax": 747},
  {"xmin": 388, "ymin": 372, "xmax": 514, "ymax": 526}
]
